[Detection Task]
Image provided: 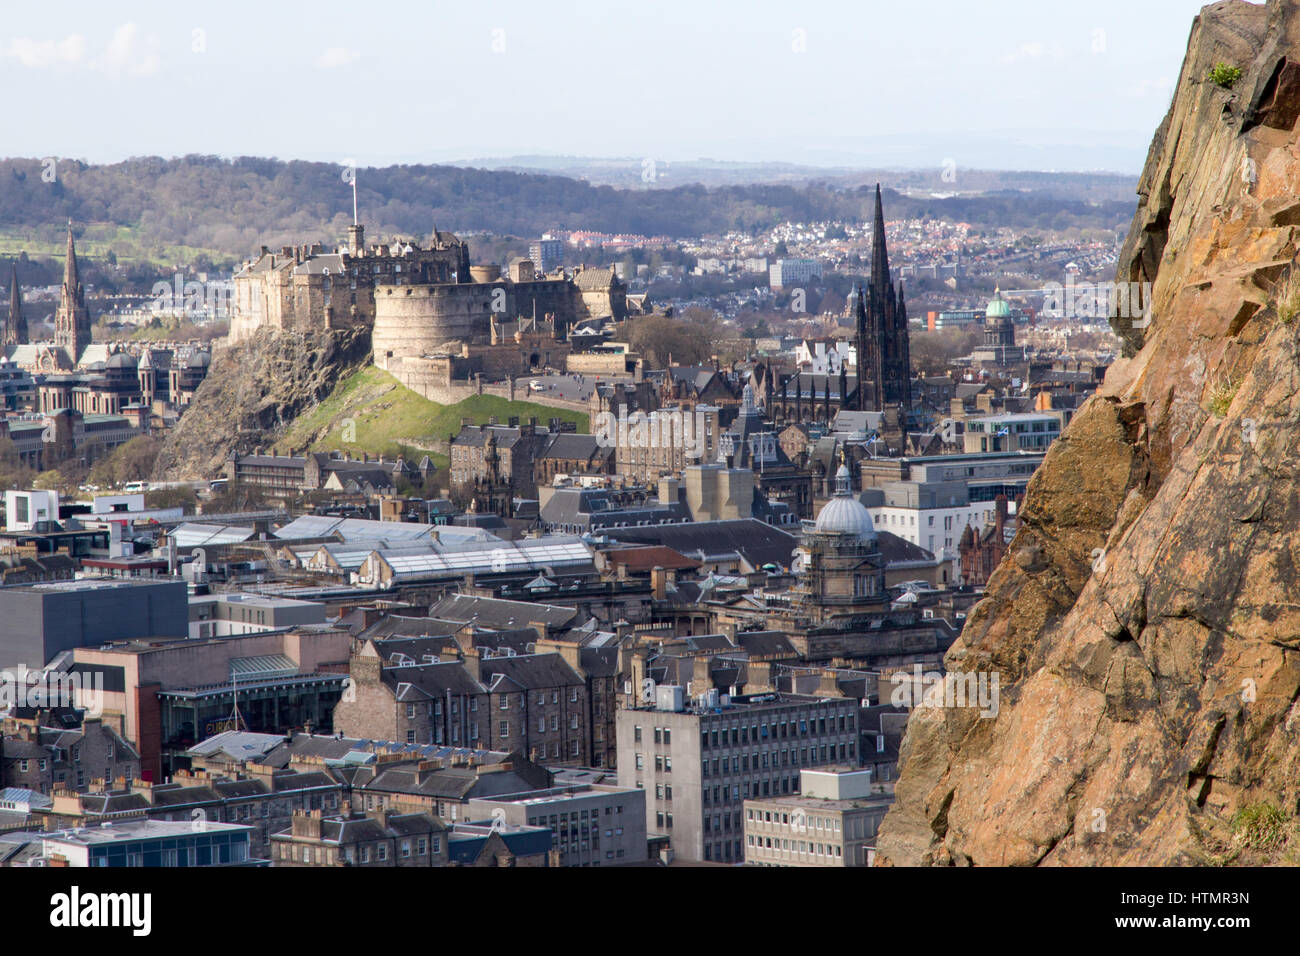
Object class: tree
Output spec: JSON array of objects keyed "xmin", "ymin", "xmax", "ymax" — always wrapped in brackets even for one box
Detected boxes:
[
  {"xmin": 89, "ymin": 435, "xmax": 163, "ymax": 488},
  {"xmin": 909, "ymin": 327, "xmax": 982, "ymax": 374},
  {"xmin": 145, "ymin": 486, "xmax": 198, "ymax": 512},
  {"xmin": 0, "ymin": 437, "xmax": 35, "ymax": 492},
  {"xmin": 621, "ymin": 315, "xmax": 714, "ymax": 368}
]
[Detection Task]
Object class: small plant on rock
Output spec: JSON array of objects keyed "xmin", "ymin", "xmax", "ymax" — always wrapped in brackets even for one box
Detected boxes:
[
  {"xmin": 1208, "ymin": 63, "xmax": 1243, "ymax": 89},
  {"xmin": 1232, "ymin": 802, "xmax": 1287, "ymax": 853},
  {"xmin": 1207, "ymin": 377, "xmax": 1238, "ymax": 417},
  {"xmin": 1276, "ymin": 267, "xmax": 1300, "ymax": 324}
]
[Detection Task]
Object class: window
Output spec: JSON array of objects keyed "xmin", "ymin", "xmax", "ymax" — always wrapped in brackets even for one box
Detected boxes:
[
  {"xmin": 500, "ymin": 695, "xmax": 510, "ymax": 710},
  {"xmin": 500, "ymin": 722, "xmax": 510, "ymax": 738}
]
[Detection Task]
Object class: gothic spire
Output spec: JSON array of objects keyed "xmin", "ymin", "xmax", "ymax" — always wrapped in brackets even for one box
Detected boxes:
[
  {"xmin": 64, "ymin": 221, "xmax": 81, "ymax": 302},
  {"xmin": 6, "ymin": 263, "xmax": 24, "ymax": 345},
  {"xmin": 870, "ymin": 183, "xmax": 890, "ymax": 296}
]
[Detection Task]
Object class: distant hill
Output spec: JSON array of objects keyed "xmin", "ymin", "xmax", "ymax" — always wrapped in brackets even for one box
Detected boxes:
[
  {"xmin": 461, "ymin": 155, "xmax": 1139, "ymax": 199},
  {"xmin": 0, "ymin": 156, "xmax": 1137, "ymax": 266}
]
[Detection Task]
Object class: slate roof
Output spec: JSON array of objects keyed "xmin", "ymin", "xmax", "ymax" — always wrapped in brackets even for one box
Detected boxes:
[
  {"xmin": 383, "ymin": 661, "xmax": 486, "ymax": 699},
  {"xmin": 479, "ymin": 654, "xmax": 584, "ymax": 692},
  {"xmin": 539, "ymin": 432, "xmax": 604, "ymax": 461},
  {"xmin": 874, "ymin": 530, "xmax": 938, "ymax": 565},
  {"xmin": 601, "ymin": 545, "xmax": 700, "ymax": 572},
  {"xmin": 606, "ymin": 518, "xmax": 797, "ymax": 571},
  {"xmin": 426, "ymin": 594, "xmax": 577, "ymax": 631},
  {"xmin": 573, "ymin": 266, "xmax": 618, "ymax": 291}
]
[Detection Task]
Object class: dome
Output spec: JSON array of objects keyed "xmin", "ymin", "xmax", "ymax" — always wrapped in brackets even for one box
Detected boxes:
[
  {"xmin": 814, "ymin": 494, "xmax": 876, "ymax": 538},
  {"xmin": 985, "ymin": 290, "xmax": 1011, "ymax": 320},
  {"xmin": 813, "ymin": 463, "xmax": 875, "ymax": 538},
  {"xmin": 106, "ymin": 351, "xmax": 137, "ymax": 369}
]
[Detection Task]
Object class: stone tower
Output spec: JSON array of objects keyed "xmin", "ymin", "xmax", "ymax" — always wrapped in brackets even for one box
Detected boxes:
[
  {"xmin": 54, "ymin": 223, "xmax": 91, "ymax": 362},
  {"xmin": 854, "ymin": 185, "xmax": 912, "ymax": 412},
  {"xmin": 3, "ymin": 263, "xmax": 25, "ymax": 347}
]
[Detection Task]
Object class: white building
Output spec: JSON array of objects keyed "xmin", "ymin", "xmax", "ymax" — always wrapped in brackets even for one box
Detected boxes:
[{"xmin": 794, "ymin": 339, "xmax": 855, "ymax": 375}]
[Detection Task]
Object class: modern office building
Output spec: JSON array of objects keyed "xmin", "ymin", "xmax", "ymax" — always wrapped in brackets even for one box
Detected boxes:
[
  {"xmin": 0, "ymin": 818, "xmax": 261, "ymax": 867},
  {"xmin": 744, "ymin": 767, "xmax": 893, "ymax": 867},
  {"xmin": 0, "ymin": 579, "xmax": 189, "ymax": 668},
  {"xmin": 615, "ymin": 689, "xmax": 859, "ymax": 864},
  {"xmin": 467, "ymin": 782, "xmax": 648, "ymax": 866}
]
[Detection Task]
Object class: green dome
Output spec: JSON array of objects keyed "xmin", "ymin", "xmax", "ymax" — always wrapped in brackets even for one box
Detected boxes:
[{"xmin": 985, "ymin": 291, "xmax": 1011, "ymax": 319}]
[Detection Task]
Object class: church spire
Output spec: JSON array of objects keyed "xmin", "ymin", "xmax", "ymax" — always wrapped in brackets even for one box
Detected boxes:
[
  {"xmin": 870, "ymin": 183, "xmax": 890, "ymax": 297},
  {"xmin": 54, "ymin": 222, "xmax": 91, "ymax": 363},
  {"xmin": 5, "ymin": 263, "xmax": 25, "ymax": 346},
  {"xmin": 63, "ymin": 221, "xmax": 81, "ymax": 303}
]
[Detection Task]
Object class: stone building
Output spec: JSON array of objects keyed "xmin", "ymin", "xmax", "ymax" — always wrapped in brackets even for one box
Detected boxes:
[
  {"xmin": 789, "ymin": 460, "xmax": 888, "ymax": 620},
  {"xmin": 333, "ymin": 641, "xmax": 592, "ymax": 766},
  {"xmin": 228, "ymin": 222, "xmax": 471, "ymax": 343},
  {"xmin": 958, "ymin": 494, "xmax": 1015, "ymax": 587},
  {"xmin": 3, "ymin": 226, "xmax": 99, "ymax": 372},
  {"xmin": 448, "ymin": 421, "xmax": 552, "ymax": 505},
  {"xmin": 853, "ymin": 185, "xmax": 912, "ymax": 415},
  {"xmin": 272, "ymin": 808, "xmax": 449, "ymax": 867},
  {"xmin": 533, "ymin": 433, "xmax": 615, "ymax": 487},
  {"xmin": 0, "ymin": 717, "xmax": 140, "ymax": 793}
]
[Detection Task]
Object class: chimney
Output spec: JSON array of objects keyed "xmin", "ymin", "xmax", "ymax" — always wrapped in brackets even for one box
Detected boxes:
[{"xmin": 651, "ymin": 566, "xmax": 667, "ymax": 601}]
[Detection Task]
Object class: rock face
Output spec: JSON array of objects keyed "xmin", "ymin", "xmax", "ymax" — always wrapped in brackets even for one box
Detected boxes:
[
  {"xmin": 878, "ymin": 0, "xmax": 1300, "ymax": 866},
  {"xmin": 153, "ymin": 327, "xmax": 370, "ymax": 480}
]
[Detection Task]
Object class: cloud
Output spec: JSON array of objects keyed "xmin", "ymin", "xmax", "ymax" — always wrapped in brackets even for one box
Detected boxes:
[
  {"xmin": 96, "ymin": 23, "xmax": 161, "ymax": 78},
  {"xmin": 3, "ymin": 23, "xmax": 159, "ymax": 77},
  {"xmin": 1000, "ymin": 41, "xmax": 1065, "ymax": 65},
  {"xmin": 4, "ymin": 34, "xmax": 86, "ymax": 69},
  {"xmin": 316, "ymin": 47, "xmax": 361, "ymax": 69}
]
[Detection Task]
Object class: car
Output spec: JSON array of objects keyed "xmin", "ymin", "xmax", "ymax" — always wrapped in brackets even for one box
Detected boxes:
[{"xmin": 529, "ymin": 379, "xmax": 544, "ymax": 391}]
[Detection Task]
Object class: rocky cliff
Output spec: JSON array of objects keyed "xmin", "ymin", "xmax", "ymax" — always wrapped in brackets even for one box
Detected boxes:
[
  {"xmin": 152, "ymin": 327, "xmax": 371, "ymax": 480},
  {"xmin": 878, "ymin": 0, "xmax": 1300, "ymax": 865}
]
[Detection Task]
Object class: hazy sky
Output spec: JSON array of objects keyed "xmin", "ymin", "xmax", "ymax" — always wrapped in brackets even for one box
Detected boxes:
[{"xmin": 1, "ymin": 0, "xmax": 1214, "ymax": 172}]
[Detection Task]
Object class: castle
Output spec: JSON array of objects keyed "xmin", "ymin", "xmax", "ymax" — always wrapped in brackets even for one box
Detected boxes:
[
  {"xmin": 229, "ymin": 222, "xmax": 629, "ymax": 385},
  {"xmin": 227, "ymin": 222, "xmax": 471, "ymax": 343}
]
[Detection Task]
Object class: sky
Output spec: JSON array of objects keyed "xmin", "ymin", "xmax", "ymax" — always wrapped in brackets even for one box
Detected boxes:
[{"xmin": 0, "ymin": 0, "xmax": 1215, "ymax": 173}]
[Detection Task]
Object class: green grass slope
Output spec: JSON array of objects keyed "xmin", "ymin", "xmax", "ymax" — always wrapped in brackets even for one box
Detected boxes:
[{"xmin": 271, "ymin": 365, "xmax": 589, "ymax": 468}]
